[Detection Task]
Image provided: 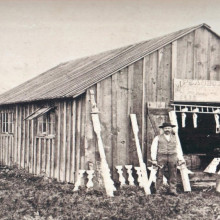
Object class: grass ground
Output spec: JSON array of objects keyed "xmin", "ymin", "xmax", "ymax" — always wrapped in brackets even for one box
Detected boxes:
[{"xmin": 0, "ymin": 166, "xmax": 219, "ymax": 220}]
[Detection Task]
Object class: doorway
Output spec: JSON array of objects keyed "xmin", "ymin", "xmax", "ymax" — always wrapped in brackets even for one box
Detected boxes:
[{"xmin": 176, "ymin": 111, "xmax": 220, "ymax": 170}]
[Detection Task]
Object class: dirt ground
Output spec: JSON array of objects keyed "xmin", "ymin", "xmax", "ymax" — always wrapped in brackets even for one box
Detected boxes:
[{"xmin": 0, "ymin": 166, "xmax": 219, "ymax": 220}]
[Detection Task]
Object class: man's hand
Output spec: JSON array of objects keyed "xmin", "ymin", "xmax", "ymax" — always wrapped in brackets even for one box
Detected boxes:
[
  {"xmin": 178, "ymin": 160, "xmax": 186, "ymax": 166},
  {"xmin": 151, "ymin": 160, "xmax": 158, "ymax": 166}
]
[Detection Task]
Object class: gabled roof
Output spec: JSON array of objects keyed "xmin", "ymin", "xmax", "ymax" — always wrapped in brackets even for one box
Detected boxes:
[{"xmin": 0, "ymin": 23, "xmax": 218, "ymax": 105}]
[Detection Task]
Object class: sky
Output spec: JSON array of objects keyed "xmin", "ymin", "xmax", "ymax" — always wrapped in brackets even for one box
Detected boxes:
[{"xmin": 1, "ymin": 0, "xmax": 220, "ymax": 94}]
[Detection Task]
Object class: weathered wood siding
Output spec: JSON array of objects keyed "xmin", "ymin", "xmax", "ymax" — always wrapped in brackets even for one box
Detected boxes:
[
  {"xmin": 0, "ymin": 96, "xmax": 87, "ymax": 183},
  {"xmin": 0, "ymin": 27, "xmax": 220, "ymax": 182},
  {"xmin": 145, "ymin": 27, "xmax": 220, "ymax": 160}
]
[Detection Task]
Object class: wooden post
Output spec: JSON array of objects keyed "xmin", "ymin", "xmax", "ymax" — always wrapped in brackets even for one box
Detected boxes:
[
  {"xmin": 130, "ymin": 114, "xmax": 151, "ymax": 195},
  {"xmin": 169, "ymin": 110, "xmax": 191, "ymax": 192},
  {"xmin": 90, "ymin": 90, "xmax": 116, "ymax": 197}
]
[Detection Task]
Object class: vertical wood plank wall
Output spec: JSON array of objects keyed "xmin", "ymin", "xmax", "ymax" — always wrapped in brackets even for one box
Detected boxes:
[
  {"xmin": 0, "ymin": 97, "xmax": 87, "ymax": 183},
  {"xmin": 0, "ymin": 27, "xmax": 220, "ymax": 182}
]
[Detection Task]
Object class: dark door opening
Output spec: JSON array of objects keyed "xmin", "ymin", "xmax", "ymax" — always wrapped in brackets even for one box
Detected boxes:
[{"xmin": 176, "ymin": 112, "xmax": 220, "ymax": 170}]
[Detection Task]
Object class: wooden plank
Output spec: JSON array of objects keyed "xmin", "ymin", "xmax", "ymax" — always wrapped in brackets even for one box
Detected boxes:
[
  {"xmin": 145, "ymin": 52, "xmax": 158, "ymax": 103},
  {"xmin": 157, "ymin": 48, "xmax": 164, "ymax": 102},
  {"xmin": 144, "ymin": 52, "xmax": 158, "ymax": 164},
  {"xmin": 132, "ymin": 59, "xmax": 144, "ymax": 165},
  {"xmin": 42, "ymin": 138, "xmax": 46, "ymax": 172},
  {"xmin": 2, "ymin": 136, "xmax": 5, "ymax": 165},
  {"xmin": 37, "ymin": 138, "xmax": 42, "ymax": 174},
  {"xmin": 171, "ymin": 41, "xmax": 177, "ymax": 100},
  {"xmin": 84, "ymin": 88, "xmax": 96, "ymax": 172},
  {"xmin": 70, "ymin": 100, "xmax": 76, "ymax": 183},
  {"xmin": 22, "ymin": 106, "xmax": 26, "ymax": 168},
  {"xmin": 18, "ymin": 106, "xmax": 22, "ymax": 168},
  {"xmin": 157, "ymin": 44, "xmax": 172, "ymax": 105},
  {"xmin": 172, "ymin": 41, "xmax": 177, "ymax": 81},
  {"xmin": 51, "ymin": 138, "xmax": 55, "ymax": 178},
  {"xmin": 33, "ymin": 137, "xmax": 37, "ymax": 174},
  {"xmin": 80, "ymin": 94, "xmax": 86, "ymax": 172},
  {"xmin": 60, "ymin": 101, "xmax": 67, "ymax": 182},
  {"xmin": 127, "ymin": 64, "xmax": 135, "ymax": 165},
  {"xmin": 5, "ymin": 135, "xmax": 8, "ymax": 165},
  {"xmin": 97, "ymin": 78, "xmax": 113, "ymax": 169},
  {"xmin": 49, "ymin": 139, "xmax": 52, "ymax": 177},
  {"xmin": 46, "ymin": 139, "xmax": 51, "ymax": 176},
  {"xmin": 56, "ymin": 102, "xmax": 61, "ymax": 181},
  {"xmin": 80, "ymin": 96, "xmax": 86, "ymax": 171},
  {"xmin": 8, "ymin": 136, "xmax": 11, "ymax": 165},
  {"xmin": 116, "ymin": 68, "xmax": 129, "ymax": 166},
  {"xmin": 9, "ymin": 135, "xmax": 12, "ymax": 165},
  {"xmin": 9, "ymin": 135, "xmax": 12, "ymax": 166},
  {"xmin": 194, "ymin": 27, "xmax": 209, "ymax": 80},
  {"xmin": 111, "ymin": 73, "xmax": 118, "ymax": 178},
  {"xmin": 2, "ymin": 136, "xmax": 4, "ymax": 165},
  {"xmin": 66, "ymin": 101, "xmax": 71, "ymax": 182},
  {"xmin": 142, "ymin": 58, "xmax": 146, "ymax": 154},
  {"xmin": 35, "ymin": 138, "xmax": 39, "ymax": 174},
  {"xmin": 9, "ymin": 109, "xmax": 13, "ymax": 165},
  {"xmin": 26, "ymin": 105, "xmax": 30, "ymax": 171},
  {"xmin": 208, "ymin": 31, "xmax": 220, "ymax": 80},
  {"xmin": 30, "ymin": 104, "xmax": 35, "ymax": 173},
  {"xmin": 185, "ymin": 32, "xmax": 195, "ymax": 79},
  {"xmin": 176, "ymin": 36, "xmax": 187, "ymax": 79},
  {"xmin": 75, "ymin": 97, "xmax": 82, "ymax": 181}
]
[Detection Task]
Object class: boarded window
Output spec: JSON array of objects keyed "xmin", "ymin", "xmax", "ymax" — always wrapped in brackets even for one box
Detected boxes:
[{"xmin": 1, "ymin": 112, "xmax": 14, "ymax": 134}]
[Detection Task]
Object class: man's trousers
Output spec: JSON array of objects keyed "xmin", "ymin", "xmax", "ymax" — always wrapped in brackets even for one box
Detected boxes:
[{"xmin": 156, "ymin": 153, "xmax": 178, "ymax": 193}]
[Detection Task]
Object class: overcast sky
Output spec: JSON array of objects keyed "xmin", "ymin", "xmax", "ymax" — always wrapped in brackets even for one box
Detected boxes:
[{"xmin": 1, "ymin": 0, "xmax": 220, "ymax": 94}]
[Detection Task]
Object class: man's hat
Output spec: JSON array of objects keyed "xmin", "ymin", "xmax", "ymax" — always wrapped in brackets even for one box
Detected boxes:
[{"xmin": 159, "ymin": 122, "xmax": 176, "ymax": 128}]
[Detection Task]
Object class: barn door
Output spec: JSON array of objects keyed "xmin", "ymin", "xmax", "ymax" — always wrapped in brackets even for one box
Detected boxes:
[{"xmin": 146, "ymin": 102, "xmax": 171, "ymax": 160}]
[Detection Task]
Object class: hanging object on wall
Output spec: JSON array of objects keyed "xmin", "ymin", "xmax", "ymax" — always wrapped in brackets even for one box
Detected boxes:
[
  {"xmin": 181, "ymin": 107, "xmax": 188, "ymax": 128},
  {"xmin": 125, "ymin": 165, "xmax": 135, "ymax": 186},
  {"xmin": 192, "ymin": 108, "xmax": 199, "ymax": 128},
  {"xmin": 213, "ymin": 109, "xmax": 220, "ymax": 133},
  {"xmin": 115, "ymin": 166, "xmax": 126, "ymax": 187}
]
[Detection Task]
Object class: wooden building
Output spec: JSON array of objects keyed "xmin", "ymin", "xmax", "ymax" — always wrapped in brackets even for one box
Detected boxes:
[{"xmin": 0, "ymin": 23, "xmax": 220, "ymax": 183}]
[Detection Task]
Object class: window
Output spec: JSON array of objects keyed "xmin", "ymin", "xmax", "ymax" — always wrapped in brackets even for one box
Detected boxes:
[
  {"xmin": 24, "ymin": 106, "xmax": 56, "ymax": 137},
  {"xmin": 1, "ymin": 112, "xmax": 14, "ymax": 134},
  {"xmin": 37, "ymin": 112, "xmax": 55, "ymax": 136}
]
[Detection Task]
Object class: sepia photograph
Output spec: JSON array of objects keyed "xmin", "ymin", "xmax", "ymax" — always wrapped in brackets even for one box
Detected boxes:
[{"xmin": 0, "ymin": 0, "xmax": 220, "ymax": 219}]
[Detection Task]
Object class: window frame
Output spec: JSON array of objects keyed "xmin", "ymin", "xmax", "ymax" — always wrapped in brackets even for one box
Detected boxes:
[
  {"xmin": 1, "ymin": 112, "xmax": 14, "ymax": 134},
  {"xmin": 37, "ymin": 111, "xmax": 55, "ymax": 137}
]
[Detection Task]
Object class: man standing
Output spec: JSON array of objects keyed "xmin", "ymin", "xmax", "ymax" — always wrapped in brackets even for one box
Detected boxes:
[{"xmin": 151, "ymin": 122, "xmax": 185, "ymax": 195}]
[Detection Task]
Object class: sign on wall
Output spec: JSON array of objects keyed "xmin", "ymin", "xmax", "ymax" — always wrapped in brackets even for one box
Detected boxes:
[{"xmin": 174, "ymin": 79, "xmax": 220, "ymax": 103}]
